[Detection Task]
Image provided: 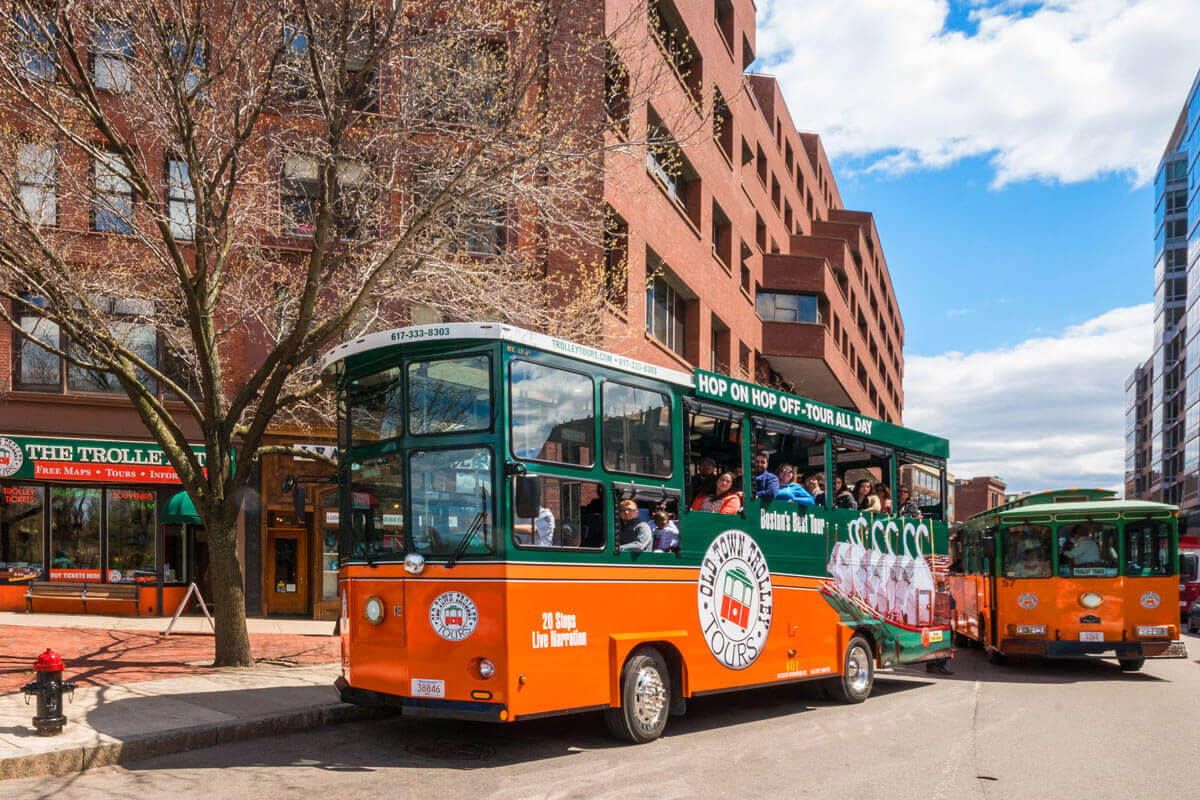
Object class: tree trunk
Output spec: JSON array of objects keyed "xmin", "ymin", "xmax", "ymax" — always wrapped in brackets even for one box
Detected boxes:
[{"xmin": 208, "ymin": 513, "xmax": 254, "ymax": 667}]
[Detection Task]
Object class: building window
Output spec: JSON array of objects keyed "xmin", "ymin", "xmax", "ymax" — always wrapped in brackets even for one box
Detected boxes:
[
  {"xmin": 17, "ymin": 12, "xmax": 55, "ymax": 81},
  {"xmin": 603, "ymin": 207, "xmax": 629, "ymax": 310},
  {"xmin": 93, "ymin": 152, "xmax": 134, "ymax": 234},
  {"xmin": 281, "ymin": 155, "xmax": 318, "ymax": 234},
  {"xmin": 50, "ymin": 487, "xmax": 102, "ymax": 572},
  {"xmin": 282, "ymin": 22, "xmax": 313, "ymax": 99},
  {"xmin": 713, "ymin": 87, "xmax": 732, "ymax": 161},
  {"xmin": 168, "ymin": 31, "xmax": 206, "ymax": 96},
  {"xmin": 17, "ymin": 141, "xmax": 56, "ymax": 226},
  {"xmin": 106, "ymin": 488, "xmax": 156, "ymax": 582},
  {"xmin": 605, "ymin": 43, "xmax": 630, "ymax": 137},
  {"xmin": 711, "ymin": 200, "xmax": 732, "ymax": 270},
  {"xmin": 0, "ymin": 484, "xmax": 44, "ymax": 579},
  {"xmin": 166, "ymin": 158, "xmax": 195, "ymax": 239},
  {"xmin": 457, "ymin": 200, "xmax": 507, "ymax": 256},
  {"xmin": 646, "ymin": 269, "xmax": 687, "ymax": 358},
  {"xmin": 649, "ymin": 0, "xmax": 702, "ymax": 109},
  {"xmin": 715, "ymin": 0, "xmax": 735, "ymax": 54},
  {"xmin": 14, "ymin": 309, "xmax": 61, "ymax": 389},
  {"xmin": 1166, "ymin": 189, "xmax": 1188, "ymax": 215},
  {"xmin": 332, "ymin": 160, "xmax": 376, "ymax": 240},
  {"xmin": 92, "ymin": 21, "xmax": 133, "ymax": 93},
  {"xmin": 756, "ymin": 292, "xmax": 820, "ymax": 324},
  {"xmin": 646, "ymin": 111, "xmax": 700, "ymax": 228}
]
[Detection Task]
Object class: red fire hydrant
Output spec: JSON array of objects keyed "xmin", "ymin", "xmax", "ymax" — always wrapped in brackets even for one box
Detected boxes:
[{"xmin": 22, "ymin": 649, "xmax": 77, "ymax": 735}]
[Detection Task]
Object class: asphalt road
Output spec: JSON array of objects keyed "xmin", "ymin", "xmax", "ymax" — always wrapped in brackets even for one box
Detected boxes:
[{"xmin": 9, "ymin": 631, "xmax": 1200, "ymax": 800}]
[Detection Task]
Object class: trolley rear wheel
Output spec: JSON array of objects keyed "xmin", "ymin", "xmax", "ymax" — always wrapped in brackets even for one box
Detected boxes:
[
  {"xmin": 1118, "ymin": 657, "xmax": 1145, "ymax": 672},
  {"xmin": 604, "ymin": 647, "xmax": 671, "ymax": 743},
  {"xmin": 823, "ymin": 635, "xmax": 874, "ymax": 704},
  {"xmin": 986, "ymin": 648, "xmax": 1007, "ymax": 666}
]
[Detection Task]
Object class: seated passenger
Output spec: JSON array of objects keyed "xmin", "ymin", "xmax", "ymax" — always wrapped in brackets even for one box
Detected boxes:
[
  {"xmin": 897, "ymin": 486, "xmax": 921, "ymax": 517},
  {"xmin": 804, "ymin": 472, "xmax": 826, "ymax": 506},
  {"xmin": 751, "ymin": 452, "xmax": 780, "ymax": 500},
  {"xmin": 834, "ymin": 478, "xmax": 856, "ymax": 509},
  {"xmin": 691, "ymin": 457, "xmax": 718, "ymax": 500},
  {"xmin": 615, "ymin": 499, "xmax": 652, "ymax": 552},
  {"xmin": 854, "ymin": 479, "xmax": 880, "ymax": 512},
  {"xmin": 651, "ymin": 510, "xmax": 680, "ymax": 552},
  {"xmin": 774, "ymin": 465, "xmax": 816, "ymax": 506},
  {"xmin": 1012, "ymin": 548, "xmax": 1049, "ymax": 578},
  {"xmin": 1064, "ymin": 526, "xmax": 1101, "ymax": 565},
  {"xmin": 691, "ymin": 472, "xmax": 743, "ymax": 514},
  {"xmin": 874, "ymin": 484, "xmax": 892, "ymax": 514}
]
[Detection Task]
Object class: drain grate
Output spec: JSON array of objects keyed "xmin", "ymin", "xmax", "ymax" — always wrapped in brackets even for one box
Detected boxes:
[{"xmin": 406, "ymin": 741, "xmax": 496, "ymax": 761}]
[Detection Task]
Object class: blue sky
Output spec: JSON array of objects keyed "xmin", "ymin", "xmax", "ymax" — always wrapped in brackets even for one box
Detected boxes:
[
  {"xmin": 752, "ymin": 0, "xmax": 1200, "ymax": 491},
  {"xmin": 834, "ymin": 159, "xmax": 1152, "ymax": 356}
]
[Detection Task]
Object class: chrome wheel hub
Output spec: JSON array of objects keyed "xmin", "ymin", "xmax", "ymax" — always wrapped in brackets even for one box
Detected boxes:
[
  {"xmin": 632, "ymin": 666, "xmax": 666, "ymax": 728},
  {"xmin": 846, "ymin": 646, "xmax": 870, "ymax": 694}
]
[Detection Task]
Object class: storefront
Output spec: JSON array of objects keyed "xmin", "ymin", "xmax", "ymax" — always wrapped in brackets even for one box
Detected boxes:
[
  {"xmin": 258, "ymin": 438, "xmax": 339, "ymax": 619},
  {"xmin": 0, "ymin": 434, "xmax": 212, "ymax": 614}
]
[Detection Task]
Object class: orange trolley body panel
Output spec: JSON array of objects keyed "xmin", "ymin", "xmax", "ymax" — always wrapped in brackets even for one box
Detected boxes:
[{"xmin": 340, "ymin": 563, "xmax": 848, "ymax": 720}]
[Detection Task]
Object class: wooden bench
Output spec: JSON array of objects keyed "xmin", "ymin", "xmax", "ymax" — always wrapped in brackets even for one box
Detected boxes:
[{"xmin": 25, "ymin": 581, "xmax": 140, "ymax": 615}]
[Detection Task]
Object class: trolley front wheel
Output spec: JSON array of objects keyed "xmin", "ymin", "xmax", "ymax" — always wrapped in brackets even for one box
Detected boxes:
[
  {"xmin": 986, "ymin": 648, "xmax": 1007, "ymax": 666},
  {"xmin": 1118, "ymin": 657, "xmax": 1145, "ymax": 672},
  {"xmin": 604, "ymin": 647, "xmax": 671, "ymax": 743},
  {"xmin": 824, "ymin": 635, "xmax": 874, "ymax": 704}
]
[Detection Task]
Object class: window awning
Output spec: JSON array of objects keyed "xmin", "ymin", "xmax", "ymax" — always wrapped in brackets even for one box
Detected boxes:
[{"xmin": 163, "ymin": 490, "xmax": 202, "ymax": 524}]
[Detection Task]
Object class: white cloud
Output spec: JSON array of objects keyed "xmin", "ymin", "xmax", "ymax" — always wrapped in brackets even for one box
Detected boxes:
[
  {"xmin": 755, "ymin": 0, "xmax": 1200, "ymax": 186},
  {"xmin": 903, "ymin": 303, "xmax": 1152, "ymax": 493}
]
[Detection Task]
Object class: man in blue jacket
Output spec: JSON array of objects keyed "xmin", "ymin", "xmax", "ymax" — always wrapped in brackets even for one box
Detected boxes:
[{"xmin": 750, "ymin": 452, "xmax": 779, "ymax": 500}]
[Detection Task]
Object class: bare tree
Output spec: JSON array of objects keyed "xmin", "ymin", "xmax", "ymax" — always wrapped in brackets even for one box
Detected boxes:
[{"xmin": 0, "ymin": 0, "xmax": 684, "ymax": 665}]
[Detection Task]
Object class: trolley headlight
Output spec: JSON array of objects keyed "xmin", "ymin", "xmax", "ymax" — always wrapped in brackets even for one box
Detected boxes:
[
  {"xmin": 364, "ymin": 595, "xmax": 386, "ymax": 625},
  {"xmin": 1136, "ymin": 625, "xmax": 1169, "ymax": 638},
  {"xmin": 1017, "ymin": 625, "xmax": 1046, "ymax": 636},
  {"xmin": 403, "ymin": 553, "xmax": 426, "ymax": 576},
  {"xmin": 469, "ymin": 657, "xmax": 496, "ymax": 680},
  {"xmin": 1079, "ymin": 591, "xmax": 1103, "ymax": 609}
]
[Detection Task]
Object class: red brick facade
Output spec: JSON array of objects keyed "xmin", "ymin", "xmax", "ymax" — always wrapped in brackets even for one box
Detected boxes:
[
  {"xmin": 601, "ymin": 0, "xmax": 905, "ymax": 423},
  {"xmin": 955, "ymin": 476, "xmax": 1008, "ymax": 522}
]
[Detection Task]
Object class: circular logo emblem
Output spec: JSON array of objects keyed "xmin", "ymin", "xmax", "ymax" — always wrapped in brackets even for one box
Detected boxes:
[
  {"xmin": 1017, "ymin": 593, "xmax": 1038, "ymax": 610},
  {"xmin": 106, "ymin": 569, "xmax": 122, "ymax": 583},
  {"xmin": 0, "ymin": 438, "xmax": 24, "ymax": 479},
  {"xmin": 1140, "ymin": 591, "xmax": 1161, "ymax": 610},
  {"xmin": 697, "ymin": 530, "xmax": 773, "ymax": 670},
  {"xmin": 429, "ymin": 591, "xmax": 479, "ymax": 641}
]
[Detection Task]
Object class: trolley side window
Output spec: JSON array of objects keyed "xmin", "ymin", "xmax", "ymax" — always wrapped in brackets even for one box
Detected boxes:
[
  {"xmin": 346, "ymin": 452, "xmax": 406, "ymax": 561},
  {"xmin": 1123, "ymin": 519, "xmax": 1173, "ymax": 577},
  {"xmin": 510, "ymin": 360, "xmax": 595, "ymax": 467},
  {"xmin": 407, "ymin": 355, "xmax": 492, "ymax": 435},
  {"xmin": 348, "ymin": 366, "xmax": 403, "ymax": 446},
  {"xmin": 1057, "ymin": 522, "xmax": 1119, "ymax": 578},
  {"xmin": 751, "ymin": 418, "xmax": 828, "ymax": 507},
  {"xmin": 512, "ymin": 475, "xmax": 606, "ymax": 550},
  {"xmin": 1001, "ymin": 524, "xmax": 1052, "ymax": 579},
  {"xmin": 601, "ymin": 381, "xmax": 672, "ymax": 478},
  {"xmin": 833, "ymin": 436, "xmax": 892, "ymax": 512},
  {"xmin": 684, "ymin": 404, "xmax": 742, "ymax": 511}
]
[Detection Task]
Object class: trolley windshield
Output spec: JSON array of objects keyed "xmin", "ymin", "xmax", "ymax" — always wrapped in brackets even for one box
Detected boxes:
[{"xmin": 342, "ymin": 353, "xmax": 495, "ymax": 561}]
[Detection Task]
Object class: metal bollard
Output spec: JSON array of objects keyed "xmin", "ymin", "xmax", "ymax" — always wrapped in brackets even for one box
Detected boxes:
[{"xmin": 21, "ymin": 648, "xmax": 77, "ymax": 736}]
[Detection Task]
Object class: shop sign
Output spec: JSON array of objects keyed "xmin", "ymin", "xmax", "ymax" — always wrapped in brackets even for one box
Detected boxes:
[
  {"xmin": 50, "ymin": 569, "xmax": 102, "ymax": 581},
  {"xmin": 0, "ymin": 434, "xmax": 205, "ymax": 484}
]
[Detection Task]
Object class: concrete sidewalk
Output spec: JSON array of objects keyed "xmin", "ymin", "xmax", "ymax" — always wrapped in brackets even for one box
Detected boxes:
[
  {"xmin": 0, "ymin": 611, "xmax": 335, "ymax": 636},
  {"xmin": 0, "ymin": 664, "xmax": 372, "ymax": 780}
]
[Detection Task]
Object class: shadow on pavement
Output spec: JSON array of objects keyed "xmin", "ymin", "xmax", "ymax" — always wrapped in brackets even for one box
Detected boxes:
[
  {"xmin": 107, "ymin": 674, "xmax": 936, "ymax": 776},
  {"xmin": 893, "ymin": 646, "xmax": 1172, "ymax": 685}
]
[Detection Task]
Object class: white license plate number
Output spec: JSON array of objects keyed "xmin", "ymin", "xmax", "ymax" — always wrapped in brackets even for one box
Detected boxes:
[
  {"xmin": 1079, "ymin": 631, "xmax": 1104, "ymax": 642},
  {"xmin": 411, "ymin": 678, "xmax": 445, "ymax": 698}
]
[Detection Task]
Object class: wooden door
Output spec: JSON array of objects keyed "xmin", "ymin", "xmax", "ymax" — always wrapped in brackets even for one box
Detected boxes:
[{"xmin": 266, "ymin": 527, "xmax": 308, "ymax": 615}]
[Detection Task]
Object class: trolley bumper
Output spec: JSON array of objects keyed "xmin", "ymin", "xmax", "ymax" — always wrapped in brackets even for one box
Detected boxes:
[
  {"xmin": 999, "ymin": 639, "xmax": 1188, "ymax": 659},
  {"xmin": 335, "ymin": 676, "xmax": 507, "ymax": 721}
]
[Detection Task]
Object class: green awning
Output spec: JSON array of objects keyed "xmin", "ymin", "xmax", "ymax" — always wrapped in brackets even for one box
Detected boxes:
[{"xmin": 163, "ymin": 490, "xmax": 202, "ymax": 524}]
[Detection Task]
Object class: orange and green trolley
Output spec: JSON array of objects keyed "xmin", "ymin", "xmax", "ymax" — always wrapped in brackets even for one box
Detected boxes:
[
  {"xmin": 948, "ymin": 489, "xmax": 1188, "ymax": 670},
  {"xmin": 320, "ymin": 323, "xmax": 954, "ymax": 741}
]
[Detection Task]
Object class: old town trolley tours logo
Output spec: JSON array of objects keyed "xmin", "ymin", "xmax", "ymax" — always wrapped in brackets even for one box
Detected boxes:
[
  {"xmin": 697, "ymin": 530, "xmax": 773, "ymax": 670},
  {"xmin": 0, "ymin": 438, "xmax": 24, "ymax": 478},
  {"xmin": 429, "ymin": 591, "xmax": 479, "ymax": 641}
]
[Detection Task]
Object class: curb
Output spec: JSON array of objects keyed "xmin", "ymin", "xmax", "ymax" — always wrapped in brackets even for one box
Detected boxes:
[{"xmin": 0, "ymin": 702, "xmax": 383, "ymax": 781}]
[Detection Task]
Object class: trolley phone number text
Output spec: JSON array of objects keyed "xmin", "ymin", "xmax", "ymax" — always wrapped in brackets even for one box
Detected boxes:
[{"xmin": 390, "ymin": 327, "xmax": 451, "ymax": 341}]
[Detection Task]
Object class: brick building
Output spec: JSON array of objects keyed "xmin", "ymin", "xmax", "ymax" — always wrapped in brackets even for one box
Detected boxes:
[
  {"xmin": 601, "ymin": 0, "xmax": 905, "ymax": 424},
  {"xmin": 0, "ymin": 0, "xmax": 907, "ymax": 618},
  {"xmin": 955, "ymin": 476, "xmax": 1008, "ymax": 522}
]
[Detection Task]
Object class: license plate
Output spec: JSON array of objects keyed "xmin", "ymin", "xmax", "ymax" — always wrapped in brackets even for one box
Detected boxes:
[
  {"xmin": 1079, "ymin": 631, "xmax": 1104, "ymax": 642},
  {"xmin": 411, "ymin": 678, "xmax": 445, "ymax": 698}
]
